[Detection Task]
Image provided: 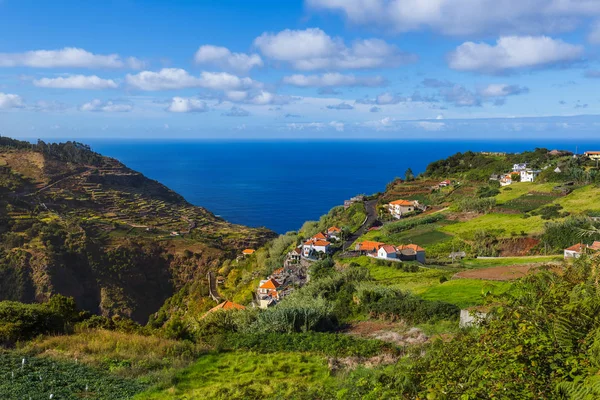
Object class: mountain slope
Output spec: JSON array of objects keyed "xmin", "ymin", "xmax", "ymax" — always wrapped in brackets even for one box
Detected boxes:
[{"xmin": 0, "ymin": 138, "xmax": 276, "ymax": 322}]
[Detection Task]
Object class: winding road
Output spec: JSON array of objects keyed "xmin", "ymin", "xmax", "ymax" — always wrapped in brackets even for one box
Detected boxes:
[{"xmin": 343, "ymin": 199, "xmax": 378, "ymax": 250}]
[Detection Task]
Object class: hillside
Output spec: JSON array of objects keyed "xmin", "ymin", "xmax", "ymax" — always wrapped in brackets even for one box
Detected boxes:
[
  {"xmin": 0, "ymin": 137, "xmax": 275, "ymax": 322},
  {"xmin": 3, "ymin": 144, "xmax": 600, "ymax": 399}
]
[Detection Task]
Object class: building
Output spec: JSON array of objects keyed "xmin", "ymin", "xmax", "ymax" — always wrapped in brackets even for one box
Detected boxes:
[
  {"xmin": 513, "ymin": 163, "xmax": 528, "ymax": 172},
  {"xmin": 377, "ymin": 245, "xmax": 397, "ymax": 259},
  {"xmin": 356, "ymin": 241, "xmax": 385, "ymax": 253},
  {"xmin": 500, "ymin": 174, "xmax": 513, "ymax": 187},
  {"xmin": 302, "ymin": 239, "xmax": 331, "ymax": 257},
  {"xmin": 202, "ymin": 300, "xmax": 246, "ymax": 318},
  {"xmin": 258, "ymin": 278, "xmax": 281, "ymax": 299},
  {"xmin": 585, "ymin": 151, "xmax": 600, "ymax": 161},
  {"xmin": 439, "ymin": 180, "xmax": 451, "ymax": 187},
  {"xmin": 287, "ymin": 247, "xmax": 302, "ymax": 262},
  {"xmin": 554, "ymin": 166, "xmax": 562, "ymax": 173},
  {"xmin": 564, "ymin": 243, "xmax": 587, "ymax": 258},
  {"xmin": 520, "ymin": 169, "xmax": 541, "ymax": 183},
  {"xmin": 327, "ymin": 226, "xmax": 342, "ymax": 240},
  {"xmin": 312, "ymin": 232, "xmax": 327, "ymax": 241},
  {"xmin": 344, "ymin": 195, "xmax": 365, "ymax": 209},
  {"xmin": 396, "ymin": 244, "xmax": 426, "ymax": 263},
  {"xmin": 242, "ymin": 249, "xmax": 255, "ymax": 256},
  {"xmin": 388, "ymin": 199, "xmax": 419, "ymax": 219}
]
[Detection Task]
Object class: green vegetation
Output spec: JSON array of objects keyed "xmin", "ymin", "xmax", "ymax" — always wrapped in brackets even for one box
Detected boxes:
[{"xmin": 440, "ymin": 213, "xmax": 547, "ymax": 238}]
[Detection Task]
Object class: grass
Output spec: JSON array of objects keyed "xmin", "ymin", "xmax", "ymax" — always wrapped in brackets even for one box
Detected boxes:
[
  {"xmin": 415, "ymin": 279, "xmax": 512, "ymax": 309},
  {"xmin": 21, "ymin": 329, "xmax": 206, "ymax": 384},
  {"xmin": 135, "ymin": 351, "xmax": 337, "ymax": 400},
  {"xmin": 440, "ymin": 213, "xmax": 547, "ymax": 239},
  {"xmin": 500, "ymin": 192, "xmax": 560, "ymax": 213},
  {"xmin": 495, "ymin": 182, "xmax": 556, "ymax": 204},
  {"xmin": 459, "ymin": 255, "xmax": 563, "ymax": 269},
  {"xmin": 555, "ymin": 185, "xmax": 600, "ymax": 213}
]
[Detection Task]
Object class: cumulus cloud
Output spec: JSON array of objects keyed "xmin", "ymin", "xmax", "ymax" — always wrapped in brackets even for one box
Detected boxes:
[
  {"xmin": 448, "ymin": 36, "xmax": 583, "ymax": 73},
  {"xmin": 0, "ymin": 93, "xmax": 24, "ymax": 109},
  {"xmin": 326, "ymin": 102, "xmax": 354, "ymax": 110},
  {"xmin": 222, "ymin": 106, "xmax": 250, "ymax": 117},
  {"xmin": 33, "ymin": 75, "xmax": 118, "ymax": 89},
  {"xmin": 194, "ymin": 45, "xmax": 263, "ymax": 73},
  {"xmin": 166, "ymin": 97, "xmax": 209, "ymax": 113},
  {"xmin": 0, "ymin": 47, "xmax": 143, "ymax": 69},
  {"xmin": 415, "ymin": 121, "xmax": 446, "ymax": 131},
  {"xmin": 282, "ymin": 73, "xmax": 386, "ymax": 87},
  {"xmin": 126, "ymin": 68, "xmax": 258, "ymax": 91},
  {"xmin": 306, "ymin": 0, "xmax": 600, "ymax": 36},
  {"xmin": 360, "ymin": 117, "xmax": 397, "ymax": 131},
  {"xmin": 80, "ymin": 99, "xmax": 133, "ymax": 112},
  {"xmin": 253, "ymin": 28, "xmax": 416, "ymax": 70},
  {"xmin": 247, "ymin": 90, "xmax": 290, "ymax": 105}
]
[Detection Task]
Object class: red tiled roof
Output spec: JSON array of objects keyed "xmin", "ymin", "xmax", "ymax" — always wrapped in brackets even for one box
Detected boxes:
[
  {"xmin": 207, "ymin": 300, "xmax": 246, "ymax": 313},
  {"xmin": 328, "ymin": 226, "xmax": 341, "ymax": 233},
  {"xmin": 359, "ymin": 241, "xmax": 385, "ymax": 252},
  {"xmin": 312, "ymin": 240, "xmax": 331, "ymax": 247},
  {"xmin": 389, "ymin": 199, "xmax": 414, "ymax": 206},
  {"xmin": 380, "ymin": 245, "xmax": 397, "ymax": 253},
  {"xmin": 242, "ymin": 249, "xmax": 255, "ymax": 255},
  {"xmin": 312, "ymin": 232, "xmax": 327, "ymax": 240},
  {"xmin": 259, "ymin": 278, "xmax": 281, "ymax": 290},
  {"xmin": 397, "ymin": 244, "xmax": 425, "ymax": 252},
  {"xmin": 590, "ymin": 241, "xmax": 600, "ymax": 251},
  {"xmin": 565, "ymin": 243, "xmax": 586, "ymax": 252}
]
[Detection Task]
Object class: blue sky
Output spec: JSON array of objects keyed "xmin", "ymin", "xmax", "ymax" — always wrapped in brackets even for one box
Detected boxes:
[{"xmin": 3, "ymin": 0, "xmax": 600, "ymax": 139}]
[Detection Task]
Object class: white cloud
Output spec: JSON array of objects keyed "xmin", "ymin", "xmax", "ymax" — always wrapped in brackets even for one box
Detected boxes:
[
  {"xmin": 589, "ymin": 20, "xmax": 600, "ymax": 44},
  {"xmin": 223, "ymin": 106, "xmax": 250, "ymax": 117},
  {"xmin": 0, "ymin": 47, "xmax": 143, "ymax": 69},
  {"xmin": 125, "ymin": 68, "xmax": 257, "ymax": 91},
  {"xmin": 286, "ymin": 121, "xmax": 344, "ymax": 131},
  {"xmin": 33, "ymin": 75, "xmax": 118, "ymax": 89},
  {"xmin": 247, "ymin": 90, "xmax": 291, "ymax": 105},
  {"xmin": 306, "ymin": 0, "xmax": 600, "ymax": 36},
  {"xmin": 166, "ymin": 97, "xmax": 209, "ymax": 113},
  {"xmin": 282, "ymin": 73, "xmax": 386, "ymax": 87},
  {"xmin": 0, "ymin": 93, "xmax": 24, "ymax": 109},
  {"xmin": 479, "ymin": 84, "xmax": 529, "ymax": 97},
  {"xmin": 416, "ymin": 121, "xmax": 446, "ymax": 131},
  {"xmin": 360, "ymin": 117, "xmax": 397, "ymax": 131},
  {"xmin": 448, "ymin": 36, "xmax": 583, "ymax": 73},
  {"xmin": 253, "ymin": 28, "xmax": 416, "ymax": 70},
  {"xmin": 225, "ymin": 90, "xmax": 248, "ymax": 102},
  {"xmin": 80, "ymin": 99, "xmax": 133, "ymax": 112},
  {"xmin": 194, "ymin": 45, "xmax": 263, "ymax": 73}
]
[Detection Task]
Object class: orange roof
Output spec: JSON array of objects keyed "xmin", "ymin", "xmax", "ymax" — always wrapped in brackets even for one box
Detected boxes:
[
  {"xmin": 312, "ymin": 232, "xmax": 327, "ymax": 240},
  {"xmin": 242, "ymin": 249, "xmax": 255, "ymax": 255},
  {"xmin": 565, "ymin": 243, "xmax": 586, "ymax": 252},
  {"xmin": 590, "ymin": 241, "xmax": 600, "ymax": 251},
  {"xmin": 359, "ymin": 241, "xmax": 385, "ymax": 252},
  {"xmin": 397, "ymin": 244, "xmax": 425, "ymax": 252},
  {"xmin": 585, "ymin": 151, "xmax": 600, "ymax": 155},
  {"xmin": 389, "ymin": 199, "xmax": 414, "ymax": 206},
  {"xmin": 207, "ymin": 300, "xmax": 246, "ymax": 313},
  {"xmin": 328, "ymin": 226, "xmax": 341, "ymax": 233},
  {"xmin": 380, "ymin": 245, "xmax": 397, "ymax": 253},
  {"xmin": 259, "ymin": 278, "xmax": 281, "ymax": 290},
  {"xmin": 272, "ymin": 267, "xmax": 284, "ymax": 274},
  {"xmin": 312, "ymin": 240, "xmax": 331, "ymax": 247}
]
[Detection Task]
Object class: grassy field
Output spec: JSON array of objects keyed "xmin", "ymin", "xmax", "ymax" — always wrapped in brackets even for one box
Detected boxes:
[
  {"xmin": 495, "ymin": 182, "xmax": 556, "ymax": 204},
  {"xmin": 21, "ymin": 330, "xmax": 206, "ymax": 384},
  {"xmin": 136, "ymin": 351, "xmax": 336, "ymax": 400},
  {"xmin": 440, "ymin": 213, "xmax": 547, "ymax": 238},
  {"xmin": 555, "ymin": 185, "xmax": 600, "ymax": 212},
  {"xmin": 460, "ymin": 255, "xmax": 562, "ymax": 269},
  {"xmin": 415, "ymin": 279, "xmax": 512, "ymax": 309}
]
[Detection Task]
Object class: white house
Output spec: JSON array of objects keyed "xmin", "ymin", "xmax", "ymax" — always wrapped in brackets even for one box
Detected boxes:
[
  {"xmin": 513, "ymin": 163, "xmax": 528, "ymax": 172},
  {"xmin": 327, "ymin": 226, "xmax": 342, "ymax": 240},
  {"xmin": 564, "ymin": 243, "xmax": 586, "ymax": 258},
  {"xmin": 377, "ymin": 245, "xmax": 397, "ymax": 259},
  {"xmin": 388, "ymin": 200, "xmax": 419, "ymax": 219},
  {"xmin": 302, "ymin": 240, "xmax": 331, "ymax": 257},
  {"xmin": 520, "ymin": 169, "xmax": 541, "ymax": 183},
  {"xmin": 500, "ymin": 174, "xmax": 513, "ymax": 187}
]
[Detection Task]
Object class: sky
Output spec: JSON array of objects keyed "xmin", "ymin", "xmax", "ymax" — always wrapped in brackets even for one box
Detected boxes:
[{"xmin": 3, "ymin": 0, "xmax": 600, "ymax": 140}]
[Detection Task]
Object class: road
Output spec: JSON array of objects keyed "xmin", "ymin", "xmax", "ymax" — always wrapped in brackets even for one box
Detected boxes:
[{"xmin": 343, "ymin": 199, "xmax": 378, "ymax": 251}]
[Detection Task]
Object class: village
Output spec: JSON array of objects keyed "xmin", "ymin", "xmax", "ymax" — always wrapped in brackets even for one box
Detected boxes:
[{"xmin": 206, "ymin": 149, "xmax": 600, "ymax": 314}]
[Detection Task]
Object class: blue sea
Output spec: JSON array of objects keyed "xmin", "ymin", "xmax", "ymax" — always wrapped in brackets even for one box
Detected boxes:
[{"xmin": 86, "ymin": 139, "xmax": 600, "ymax": 233}]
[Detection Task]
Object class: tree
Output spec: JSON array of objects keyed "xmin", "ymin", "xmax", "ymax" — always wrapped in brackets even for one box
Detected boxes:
[{"xmin": 405, "ymin": 168, "xmax": 415, "ymax": 181}]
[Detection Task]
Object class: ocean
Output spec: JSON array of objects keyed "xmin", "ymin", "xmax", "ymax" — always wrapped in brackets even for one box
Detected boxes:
[{"xmin": 87, "ymin": 139, "xmax": 600, "ymax": 233}]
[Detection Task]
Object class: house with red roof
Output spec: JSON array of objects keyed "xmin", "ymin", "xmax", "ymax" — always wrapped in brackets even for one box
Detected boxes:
[
  {"xmin": 356, "ymin": 241, "xmax": 385, "ymax": 253},
  {"xmin": 388, "ymin": 199, "xmax": 419, "ymax": 219},
  {"xmin": 564, "ymin": 243, "xmax": 587, "ymax": 258},
  {"xmin": 439, "ymin": 180, "xmax": 452, "ymax": 187},
  {"xmin": 377, "ymin": 245, "xmax": 397, "ymax": 259},
  {"xmin": 302, "ymin": 239, "xmax": 331, "ymax": 257},
  {"xmin": 397, "ymin": 244, "xmax": 426, "ymax": 263},
  {"xmin": 585, "ymin": 151, "xmax": 600, "ymax": 161},
  {"xmin": 202, "ymin": 300, "xmax": 246, "ymax": 318},
  {"xmin": 327, "ymin": 226, "xmax": 342, "ymax": 240},
  {"xmin": 258, "ymin": 278, "xmax": 281, "ymax": 299}
]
